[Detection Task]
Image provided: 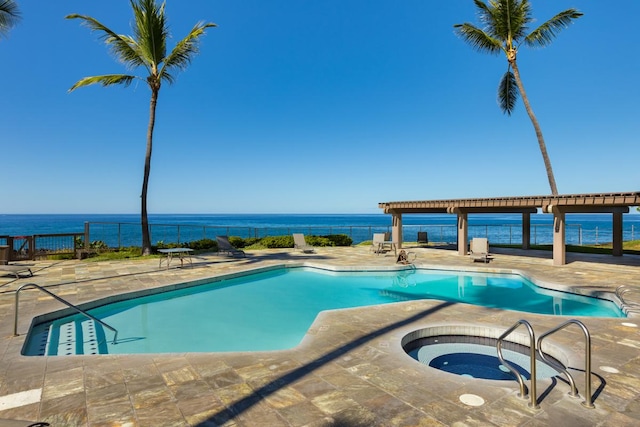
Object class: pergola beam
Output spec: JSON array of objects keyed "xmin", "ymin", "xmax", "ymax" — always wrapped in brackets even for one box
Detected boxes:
[{"xmin": 379, "ymin": 191, "xmax": 640, "ymax": 266}]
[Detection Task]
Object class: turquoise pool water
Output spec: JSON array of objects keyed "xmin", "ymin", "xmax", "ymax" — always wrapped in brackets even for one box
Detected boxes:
[{"xmin": 23, "ymin": 267, "xmax": 623, "ymax": 356}]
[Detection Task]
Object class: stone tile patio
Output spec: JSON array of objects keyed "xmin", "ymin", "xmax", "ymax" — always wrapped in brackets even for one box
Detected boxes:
[{"xmin": 0, "ymin": 246, "xmax": 638, "ymax": 426}]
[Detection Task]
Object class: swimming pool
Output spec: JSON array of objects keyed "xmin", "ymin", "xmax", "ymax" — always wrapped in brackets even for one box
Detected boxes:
[{"xmin": 23, "ymin": 266, "xmax": 624, "ymax": 356}]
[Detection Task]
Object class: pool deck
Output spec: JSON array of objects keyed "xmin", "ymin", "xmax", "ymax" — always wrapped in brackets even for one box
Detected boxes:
[{"xmin": 0, "ymin": 246, "xmax": 639, "ymax": 426}]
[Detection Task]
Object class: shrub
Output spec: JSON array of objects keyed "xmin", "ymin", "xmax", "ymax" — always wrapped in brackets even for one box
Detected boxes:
[
  {"xmin": 228, "ymin": 236, "xmax": 245, "ymax": 248},
  {"xmin": 260, "ymin": 236, "xmax": 294, "ymax": 248},
  {"xmin": 305, "ymin": 235, "xmax": 333, "ymax": 247},
  {"xmin": 187, "ymin": 238, "xmax": 217, "ymax": 251},
  {"xmin": 156, "ymin": 239, "xmax": 218, "ymax": 251},
  {"xmin": 90, "ymin": 240, "xmax": 109, "ymax": 250},
  {"xmin": 324, "ymin": 234, "xmax": 352, "ymax": 247},
  {"xmin": 242, "ymin": 237, "xmax": 261, "ymax": 247}
]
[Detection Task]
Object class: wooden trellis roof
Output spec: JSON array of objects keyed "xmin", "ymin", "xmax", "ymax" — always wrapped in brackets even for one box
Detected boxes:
[{"xmin": 379, "ymin": 191, "xmax": 640, "ymax": 214}]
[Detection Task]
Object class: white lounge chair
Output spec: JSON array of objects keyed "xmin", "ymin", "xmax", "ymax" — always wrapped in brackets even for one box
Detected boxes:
[
  {"xmin": 293, "ymin": 233, "xmax": 315, "ymax": 253},
  {"xmin": 469, "ymin": 237, "xmax": 491, "ymax": 263},
  {"xmin": 371, "ymin": 233, "xmax": 386, "ymax": 254}
]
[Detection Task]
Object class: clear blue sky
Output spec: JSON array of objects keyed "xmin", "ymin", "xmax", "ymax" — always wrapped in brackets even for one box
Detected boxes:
[{"xmin": 1, "ymin": 1, "xmax": 638, "ymax": 214}]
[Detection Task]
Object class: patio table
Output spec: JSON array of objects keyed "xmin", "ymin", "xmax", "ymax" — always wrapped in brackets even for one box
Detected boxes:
[{"xmin": 158, "ymin": 248, "xmax": 193, "ymax": 269}]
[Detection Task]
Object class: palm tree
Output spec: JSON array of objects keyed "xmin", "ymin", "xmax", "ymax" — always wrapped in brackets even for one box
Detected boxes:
[
  {"xmin": 67, "ymin": 0, "xmax": 215, "ymax": 255},
  {"xmin": 0, "ymin": 0, "xmax": 20, "ymax": 39},
  {"xmin": 454, "ymin": 0, "xmax": 582, "ymax": 195}
]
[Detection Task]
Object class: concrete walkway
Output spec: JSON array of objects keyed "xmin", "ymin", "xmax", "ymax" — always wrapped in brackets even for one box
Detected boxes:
[{"xmin": 0, "ymin": 246, "xmax": 638, "ymax": 426}]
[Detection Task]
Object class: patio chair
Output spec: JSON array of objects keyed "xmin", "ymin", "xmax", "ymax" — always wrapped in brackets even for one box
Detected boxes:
[
  {"xmin": 371, "ymin": 233, "xmax": 386, "ymax": 254},
  {"xmin": 469, "ymin": 237, "xmax": 491, "ymax": 263},
  {"xmin": 0, "ymin": 265, "xmax": 33, "ymax": 278},
  {"xmin": 216, "ymin": 236, "xmax": 246, "ymax": 257},
  {"xmin": 293, "ymin": 233, "xmax": 315, "ymax": 253},
  {"xmin": 417, "ymin": 231, "xmax": 429, "ymax": 246}
]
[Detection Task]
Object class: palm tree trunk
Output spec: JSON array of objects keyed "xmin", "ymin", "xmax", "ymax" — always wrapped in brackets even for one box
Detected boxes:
[
  {"xmin": 510, "ymin": 60, "xmax": 559, "ymax": 195},
  {"xmin": 141, "ymin": 89, "xmax": 158, "ymax": 255}
]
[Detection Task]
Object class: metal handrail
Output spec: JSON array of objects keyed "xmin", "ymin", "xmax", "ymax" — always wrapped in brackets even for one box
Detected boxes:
[
  {"xmin": 537, "ymin": 319, "xmax": 593, "ymax": 409},
  {"xmin": 496, "ymin": 319, "xmax": 539, "ymax": 409},
  {"xmin": 616, "ymin": 285, "xmax": 640, "ymax": 313},
  {"xmin": 14, "ymin": 283, "xmax": 118, "ymax": 345}
]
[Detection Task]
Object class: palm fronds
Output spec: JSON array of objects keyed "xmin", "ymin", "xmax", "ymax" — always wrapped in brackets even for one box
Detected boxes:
[
  {"xmin": 66, "ymin": 14, "xmax": 148, "ymax": 71},
  {"xmin": 453, "ymin": 23, "xmax": 502, "ymax": 55},
  {"xmin": 0, "ymin": 0, "xmax": 20, "ymax": 38},
  {"xmin": 68, "ymin": 75, "xmax": 138, "ymax": 92},
  {"xmin": 130, "ymin": 0, "xmax": 168, "ymax": 68},
  {"xmin": 160, "ymin": 21, "xmax": 217, "ymax": 80},
  {"xmin": 525, "ymin": 9, "xmax": 583, "ymax": 48},
  {"xmin": 498, "ymin": 69, "xmax": 518, "ymax": 115}
]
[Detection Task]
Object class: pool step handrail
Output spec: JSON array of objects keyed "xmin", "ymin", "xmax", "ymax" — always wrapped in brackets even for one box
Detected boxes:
[
  {"xmin": 537, "ymin": 319, "xmax": 594, "ymax": 408},
  {"xmin": 496, "ymin": 319, "xmax": 539, "ymax": 409},
  {"xmin": 615, "ymin": 285, "xmax": 640, "ymax": 314},
  {"xmin": 13, "ymin": 283, "xmax": 118, "ymax": 345}
]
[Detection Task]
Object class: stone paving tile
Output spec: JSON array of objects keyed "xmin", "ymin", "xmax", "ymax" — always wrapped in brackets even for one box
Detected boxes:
[{"xmin": 0, "ymin": 246, "xmax": 638, "ymax": 425}]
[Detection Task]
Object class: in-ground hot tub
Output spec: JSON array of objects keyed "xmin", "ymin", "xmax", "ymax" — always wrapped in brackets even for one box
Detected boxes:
[{"xmin": 402, "ymin": 327, "xmax": 564, "ymax": 381}]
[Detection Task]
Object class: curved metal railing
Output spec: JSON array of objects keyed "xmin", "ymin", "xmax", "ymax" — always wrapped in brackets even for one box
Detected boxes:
[
  {"xmin": 616, "ymin": 285, "xmax": 640, "ymax": 315},
  {"xmin": 496, "ymin": 319, "xmax": 539, "ymax": 409},
  {"xmin": 14, "ymin": 283, "xmax": 118, "ymax": 345},
  {"xmin": 537, "ymin": 319, "xmax": 593, "ymax": 408}
]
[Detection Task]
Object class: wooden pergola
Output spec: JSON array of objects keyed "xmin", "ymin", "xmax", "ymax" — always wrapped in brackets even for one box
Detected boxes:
[{"xmin": 379, "ymin": 191, "xmax": 640, "ymax": 266}]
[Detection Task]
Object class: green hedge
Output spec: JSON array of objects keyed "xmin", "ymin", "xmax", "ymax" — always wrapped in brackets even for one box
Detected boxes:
[{"xmin": 154, "ymin": 234, "xmax": 353, "ymax": 252}]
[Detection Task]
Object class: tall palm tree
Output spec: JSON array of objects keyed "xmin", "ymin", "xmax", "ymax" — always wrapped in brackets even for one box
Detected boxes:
[
  {"xmin": 67, "ymin": 0, "xmax": 215, "ymax": 255},
  {"xmin": 454, "ymin": 0, "xmax": 582, "ymax": 195},
  {"xmin": 0, "ymin": 0, "xmax": 20, "ymax": 39}
]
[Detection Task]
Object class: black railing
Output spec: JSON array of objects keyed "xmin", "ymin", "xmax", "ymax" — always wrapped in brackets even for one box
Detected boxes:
[
  {"xmin": 0, "ymin": 233, "xmax": 83, "ymax": 261},
  {"xmin": 84, "ymin": 221, "xmax": 636, "ymax": 249},
  {"xmin": 1, "ymin": 222, "xmax": 635, "ymax": 260}
]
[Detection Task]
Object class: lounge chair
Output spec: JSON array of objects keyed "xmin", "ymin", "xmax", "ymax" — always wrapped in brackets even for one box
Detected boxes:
[
  {"xmin": 417, "ymin": 231, "xmax": 428, "ymax": 246},
  {"xmin": 293, "ymin": 233, "xmax": 315, "ymax": 253},
  {"xmin": 0, "ymin": 265, "xmax": 33, "ymax": 278},
  {"xmin": 215, "ymin": 236, "xmax": 246, "ymax": 257},
  {"xmin": 371, "ymin": 233, "xmax": 388, "ymax": 254},
  {"xmin": 469, "ymin": 237, "xmax": 491, "ymax": 263}
]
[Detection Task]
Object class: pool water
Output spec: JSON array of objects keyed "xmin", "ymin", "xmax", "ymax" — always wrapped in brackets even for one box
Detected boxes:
[
  {"xmin": 23, "ymin": 267, "xmax": 623, "ymax": 356},
  {"xmin": 404, "ymin": 336, "xmax": 560, "ymax": 380}
]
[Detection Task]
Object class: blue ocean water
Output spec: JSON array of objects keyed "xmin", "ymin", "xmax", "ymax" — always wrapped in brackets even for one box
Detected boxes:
[{"xmin": 1, "ymin": 212, "xmax": 639, "ymax": 247}]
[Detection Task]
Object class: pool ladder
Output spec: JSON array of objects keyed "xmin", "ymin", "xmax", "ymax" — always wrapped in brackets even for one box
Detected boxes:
[
  {"xmin": 496, "ymin": 319, "xmax": 593, "ymax": 410},
  {"xmin": 13, "ymin": 283, "xmax": 119, "ymax": 345}
]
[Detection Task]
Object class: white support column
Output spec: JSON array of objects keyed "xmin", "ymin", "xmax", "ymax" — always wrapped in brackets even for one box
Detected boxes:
[
  {"xmin": 392, "ymin": 213, "xmax": 403, "ymax": 248},
  {"xmin": 457, "ymin": 211, "xmax": 468, "ymax": 256}
]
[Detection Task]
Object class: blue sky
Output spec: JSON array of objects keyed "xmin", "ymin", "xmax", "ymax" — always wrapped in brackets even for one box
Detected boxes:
[{"xmin": 1, "ymin": 1, "xmax": 638, "ymax": 214}]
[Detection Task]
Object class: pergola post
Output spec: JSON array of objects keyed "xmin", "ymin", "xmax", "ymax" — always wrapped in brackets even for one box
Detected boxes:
[
  {"xmin": 392, "ymin": 213, "xmax": 403, "ymax": 248},
  {"xmin": 456, "ymin": 211, "xmax": 468, "ymax": 256},
  {"xmin": 522, "ymin": 212, "xmax": 531, "ymax": 250},
  {"xmin": 552, "ymin": 208, "xmax": 566, "ymax": 266},
  {"xmin": 612, "ymin": 211, "xmax": 623, "ymax": 257}
]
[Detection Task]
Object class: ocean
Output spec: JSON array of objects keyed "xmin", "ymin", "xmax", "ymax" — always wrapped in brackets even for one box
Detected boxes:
[{"xmin": 1, "ymin": 213, "xmax": 639, "ymax": 247}]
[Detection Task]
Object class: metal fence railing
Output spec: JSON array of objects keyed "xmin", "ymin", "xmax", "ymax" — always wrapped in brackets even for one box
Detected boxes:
[
  {"xmin": 1, "ymin": 222, "xmax": 635, "ymax": 261},
  {"xmin": 83, "ymin": 221, "xmax": 637, "ymax": 249},
  {"xmin": 0, "ymin": 233, "xmax": 83, "ymax": 261}
]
